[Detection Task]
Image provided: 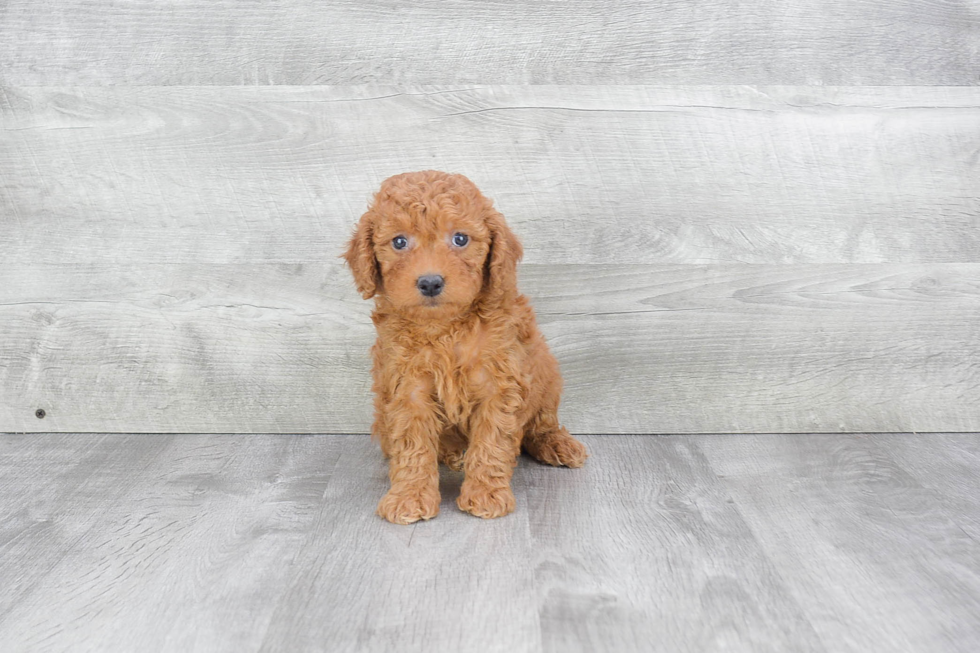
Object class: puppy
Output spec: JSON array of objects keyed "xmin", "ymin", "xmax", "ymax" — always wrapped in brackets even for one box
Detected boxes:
[{"xmin": 344, "ymin": 170, "xmax": 587, "ymax": 524}]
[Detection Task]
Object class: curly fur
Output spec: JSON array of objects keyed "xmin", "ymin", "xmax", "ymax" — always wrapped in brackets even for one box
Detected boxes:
[{"xmin": 344, "ymin": 170, "xmax": 587, "ymax": 524}]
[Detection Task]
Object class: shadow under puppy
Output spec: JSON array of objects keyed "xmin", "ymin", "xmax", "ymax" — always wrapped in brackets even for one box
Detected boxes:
[{"xmin": 344, "ymin": 170, "xmax": 587, "ymax": 524}]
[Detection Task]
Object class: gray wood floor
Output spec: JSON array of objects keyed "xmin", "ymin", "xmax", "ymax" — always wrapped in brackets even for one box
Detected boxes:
[{"xmin": 2, "ymin": 433, "xmax": 978, "ymax": 652}]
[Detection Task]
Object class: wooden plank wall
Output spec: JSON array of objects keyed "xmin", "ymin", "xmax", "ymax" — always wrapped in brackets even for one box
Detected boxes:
[{"xmin": 1, "ymin": 3, "xmax": 978, "ymax": 434}]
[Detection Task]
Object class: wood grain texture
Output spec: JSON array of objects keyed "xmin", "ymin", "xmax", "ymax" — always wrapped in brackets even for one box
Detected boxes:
[
  {"xmin": 3, "ymin": 85, "xmax": 979, "ymax": 433},
  {"xmin": 697, "ymin": 433, "xmax": 980, "ymax": 652},
  {"xmin": 3, "ymin": 86, "xmax": 979, "ymax": 267},
  {"xmin": 1, "ymin": 1, "xmax": 978, "ymax": 85},
  {"xmin": 2, "ymin": 261, "xmax": 977, "ymax": 434},
  {"xmin": 0, "ymin": 434, "xmax": 173, "ymax": 620},
  {"xmin": 873, "ymin": 433, "xmax": 980, "ymax": 542},
  {"xmin": 521, "ymin": 435, "xmax": 825, "ymax": 652},
  {"xmin": 3, "ymin": 432, "xmax": 980, "ymax": 652},
  {"xmin": 0, "ymin": 433, "xmax": 346, "ymax": 652}
]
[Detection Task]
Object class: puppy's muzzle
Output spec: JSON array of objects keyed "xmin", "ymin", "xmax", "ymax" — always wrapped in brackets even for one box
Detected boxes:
[{"xmin": 417, "ymin": 274, "xmax": 445, "ymax": 297}]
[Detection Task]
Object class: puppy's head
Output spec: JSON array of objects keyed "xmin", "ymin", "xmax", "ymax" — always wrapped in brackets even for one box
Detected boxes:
[{"xmin": 344, "ymin": 170, "xmax": 522, "ymax": 318}]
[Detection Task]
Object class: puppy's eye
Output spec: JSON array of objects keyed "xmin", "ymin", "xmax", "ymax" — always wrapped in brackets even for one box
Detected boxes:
[
  {"xmin": 452, "ymin": 233, "xmax": 469, "ymax": 247},
  {"xmin": 392, "ymin": 236, "xmax": 408, "ymax": 250}
]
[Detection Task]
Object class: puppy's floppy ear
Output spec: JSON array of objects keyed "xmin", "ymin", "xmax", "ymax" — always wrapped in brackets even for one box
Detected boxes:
[
  {"xmin": 343, "ymin": 211, "xmax": 380, "ymax": 299},
  {"xmin": 483, "ymin": 208, "xmax": 523, "ymax": 300}
]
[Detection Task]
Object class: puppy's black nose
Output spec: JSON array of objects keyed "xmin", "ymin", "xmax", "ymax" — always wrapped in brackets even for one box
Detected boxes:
[{"xmin": 417, "ymin": 274, "xmax": 445, "ymax": 297}]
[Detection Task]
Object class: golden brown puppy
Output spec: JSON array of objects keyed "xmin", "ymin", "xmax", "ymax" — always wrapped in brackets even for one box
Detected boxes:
[{"xmin": 344, "ymin": 170, "xmax": 587, "ymax": 524}]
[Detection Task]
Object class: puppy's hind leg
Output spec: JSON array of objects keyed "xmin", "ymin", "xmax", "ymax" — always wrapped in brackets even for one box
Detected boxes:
[{"xmin": 522, "ymin": 406, "xmax": 588, "ymax": 468}]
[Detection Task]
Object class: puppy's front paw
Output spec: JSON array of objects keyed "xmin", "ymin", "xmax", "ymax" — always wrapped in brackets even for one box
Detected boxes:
[
  {"xmin": 377, "ymin": 486, "xmax": 440, "ymax": 524},
  {"xmin": 457, "ymin": 482, "xmax": 516, "ymax": 519}
]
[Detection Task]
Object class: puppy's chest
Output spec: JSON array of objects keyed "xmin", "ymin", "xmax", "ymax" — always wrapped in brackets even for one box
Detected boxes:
[
  {"xmin": 450, "ymin": 326, "xmax": 487, "ymax": 369},
  {"xmin": 438, "ymin": 331, "xmax": 495, "ymax": 422},
  {"xmin": 426, "ymin": 327, "xmax": 495, "ymax": 398},
  {"xmin": 445, "ymin": 328, "xmax": 492, "ymax": 385}
]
